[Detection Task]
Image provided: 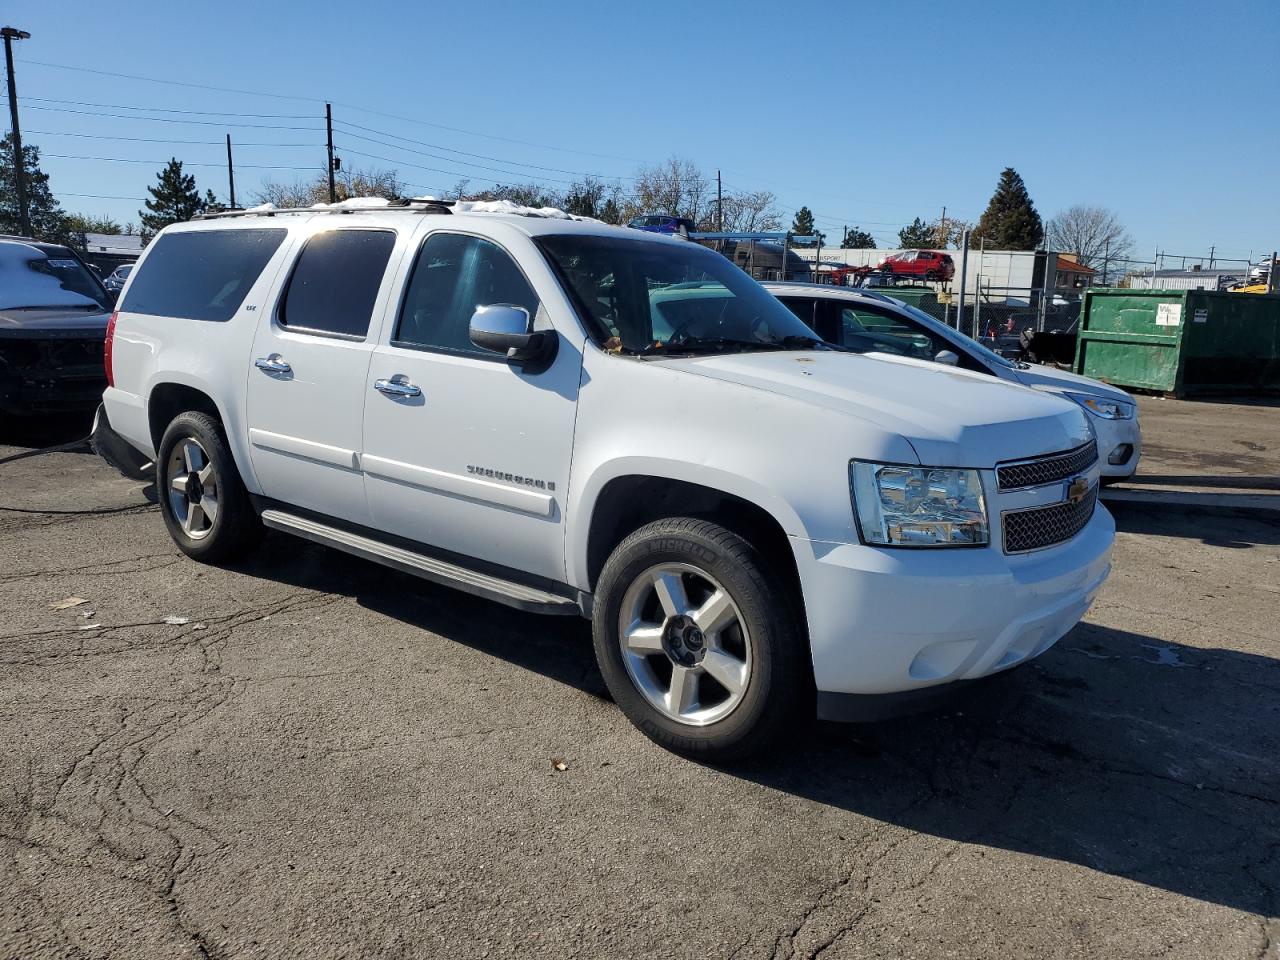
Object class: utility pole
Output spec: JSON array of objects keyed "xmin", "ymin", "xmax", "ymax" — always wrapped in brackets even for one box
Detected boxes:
[
  {"xmin": 1208, "ymin": 245, "xmax": 1215, "ymax": 271},
  {"xmin": 1269, "ymin": 251, "xmax": 1278, "ymax": 294},
  {"xmin": 225, "ymin": 133, "xmax": 237, "ymax": 210},
  {"xmin": 937, "ymin": 205, "xmax": 946, "ymax": 248},
  {"xmin": 716, "ymin": 169, "xmax": 723, "ymax": 232},
  {"xmin": 2, "ymin": 26, "xmax": 32, "ymax": 237},
  {"xmin": 956, "ymin": 229, "xmax": 970, "ymax": 332},
  {"xmin": 325, "ymin": 103, "xmax": 337, "ymax": 204},
  {"xmin": 1101, "ymin": 239, "xmax": 1110, "ymax": 287}
]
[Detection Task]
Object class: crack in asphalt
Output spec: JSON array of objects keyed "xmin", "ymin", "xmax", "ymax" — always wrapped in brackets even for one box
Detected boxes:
[{"xmin": 9, "ymin": 591, "xmax": 341, "ymax": 959}]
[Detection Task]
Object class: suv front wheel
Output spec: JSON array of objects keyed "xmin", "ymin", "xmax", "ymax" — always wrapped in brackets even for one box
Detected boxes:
[
  {"xmin": 592, "ymin": 518, "xmax": 810, "ymax": 760},
  {"xmin": 157, "ymin": 411, "xmax": 261, "ymax": 563}
]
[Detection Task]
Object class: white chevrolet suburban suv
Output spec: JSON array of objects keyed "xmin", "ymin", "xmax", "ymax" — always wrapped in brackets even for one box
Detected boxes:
[{"xmin": 98, "ymin": 199, "xmax": 1113, "ymax": 759}]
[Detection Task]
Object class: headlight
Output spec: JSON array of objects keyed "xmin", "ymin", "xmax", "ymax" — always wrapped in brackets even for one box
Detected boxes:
[
  {"xmin": 1066, "ymin": 392, "xmax": 1134, "ymax": 420},
  {"xmin": 850, "ymin": 462, "xmax": 988, "ymax": 547}
]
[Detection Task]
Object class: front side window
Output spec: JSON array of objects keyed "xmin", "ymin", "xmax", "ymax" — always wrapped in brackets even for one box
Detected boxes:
[
  {"xmin": 395, "ymin": 232, "xmax": 540, "ymax": 355},
  {"xmin": 279, "ymin": 229, "xmax": 396, "ymax": 338},
  {"xmin": 838, "ymin": 305, "xmax": 950, "ymax": 361},
  {"xmin": 538, "ymin": 234, "xmax": 821, "ymax": 355},
  {"xmin": 121, "ymin": 229, "xmax": 286, "ymax": 321}
]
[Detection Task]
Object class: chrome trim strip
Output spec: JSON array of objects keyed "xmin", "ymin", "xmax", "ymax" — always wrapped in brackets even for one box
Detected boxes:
[{"xmin": 361, "ymin": 454, "xmax": 554, "ymax": 517}]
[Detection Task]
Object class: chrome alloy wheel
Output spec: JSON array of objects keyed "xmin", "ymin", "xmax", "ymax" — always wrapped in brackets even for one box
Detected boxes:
[
  {"xmin": 617, "ymin": 563, "xmax": 752, "ymax": 726},
  {"xmin": 166, "ymin": 438, "xmax": 219, "ymax": 540}
]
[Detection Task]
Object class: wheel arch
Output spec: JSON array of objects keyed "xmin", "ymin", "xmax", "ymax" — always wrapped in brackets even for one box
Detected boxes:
[
  {"xmin": 577, "ymin": 468, "xmax": 808, "ymax": 640},
  {"xmin": 146, "ymin": 374, "xmax": 261, "ymax": 494}
]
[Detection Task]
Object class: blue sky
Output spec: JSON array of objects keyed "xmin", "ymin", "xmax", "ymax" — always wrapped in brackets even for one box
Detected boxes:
[{"xmin": 4, "ymin": 0, "xmax": 1278, "ymax": 265}]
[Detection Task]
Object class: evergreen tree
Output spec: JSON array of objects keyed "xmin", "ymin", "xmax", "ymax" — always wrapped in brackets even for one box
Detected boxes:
[
  {"xmin": 140, "ymin": 159, "xmax": 207, "ymax": 243},
  {"xmin": 0, "ymin": 134, "xmax": 70, "ymax": 241},
  {"xmin": 897, "ymin": 217, "xmax": 934, "ymax": 248},
  {"xmin": 841, "ymin": 226, "xmax": 876, "ymax": 249},
  {"xmin": 203, "ymin": 189, "xmax": 225, "ymax": 214},
  {"xmin": 790, "ymin": 206, "xmax": 823, "ymax": 242},
  {"xmin": 972, "ymin": 167, "xmax": 1043, "ymax": 250}
]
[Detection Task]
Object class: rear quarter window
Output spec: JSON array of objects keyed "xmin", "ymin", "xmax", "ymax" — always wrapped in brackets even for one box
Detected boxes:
[{"xmin": 120, "ymin": 228, "xmax": 288, "ymax": 322}]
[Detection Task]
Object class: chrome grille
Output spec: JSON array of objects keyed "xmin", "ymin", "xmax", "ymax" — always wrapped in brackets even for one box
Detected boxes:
[
  {"xmin": 1002, "ymin": 486, "xmax": 1097, "ymax": 553},
  {"xmin": 997, "ymin": 440, "xmax": 1098, "ymax": 491}
]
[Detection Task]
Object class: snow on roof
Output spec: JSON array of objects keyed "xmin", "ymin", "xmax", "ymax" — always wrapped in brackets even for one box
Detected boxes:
[{"xmin": 412, "ymin": 197, "xmax": 598, "ymax": 222}]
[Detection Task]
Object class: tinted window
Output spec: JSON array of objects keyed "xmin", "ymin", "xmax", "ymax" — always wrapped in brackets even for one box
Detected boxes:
[
  {"xmin": 778, "ymin": 296, "xmax": 816, "ymax": 325},
  {"xmin": 395, "ymin": 233, "xmax": 539, "ymax": 355},
  {"xmin": 279, "ymin": 230, "xmax": 395, "ymax": 338},
  {"xmin": 121, "ymin": 229, "xmax": 286, "ymax": 321}
]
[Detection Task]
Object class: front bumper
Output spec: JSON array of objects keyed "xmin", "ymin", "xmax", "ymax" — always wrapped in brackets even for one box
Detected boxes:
[
  {"xmin": 1092, "ymin": 414, "xmax": 1142, "ymax": 479},
  {"xmin": 793, "ymin": 505, "xmax": 1114, "ymax": 707},
  {"xmin": 0, "ymin": 333, "xmax": 106, "ymax": 415}
]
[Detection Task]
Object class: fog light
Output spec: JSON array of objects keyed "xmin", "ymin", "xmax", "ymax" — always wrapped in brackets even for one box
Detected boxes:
[{"xmin": 1108, "ymin": 444, "xmax": 1134, "ymax": 465}]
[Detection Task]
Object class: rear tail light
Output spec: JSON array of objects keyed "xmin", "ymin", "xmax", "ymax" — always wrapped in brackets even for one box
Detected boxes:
[{"xmin": 104, "ymin": 311, "xmax": 118, "ymax": 387}]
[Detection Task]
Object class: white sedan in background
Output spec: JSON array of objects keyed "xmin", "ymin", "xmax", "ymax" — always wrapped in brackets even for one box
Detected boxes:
[{"xmin": 764, "ymin": 283, "xmax": 1141, "ymax": 483}]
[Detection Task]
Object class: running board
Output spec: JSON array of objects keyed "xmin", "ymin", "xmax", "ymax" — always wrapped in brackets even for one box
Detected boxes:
[{"xmin": 260, "ymin": 509, "xmax": 582, "ymax": 616}]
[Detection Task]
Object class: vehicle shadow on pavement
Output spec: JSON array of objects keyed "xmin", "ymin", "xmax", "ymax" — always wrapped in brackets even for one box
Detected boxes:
[
  {"xmin": 1108, "ymin": 499, "xmax": 1280, "ymax": 547},
  {"xmin": 235, "ymin": 533, "xmax": 606, "ymax": 698},
  {"xmin": 733, "ymin": 622, "xmax": 1280, "ymax": 919},
  {"xmin": 233, "ymin": 531, "xmax": 1279, "ymax": 918}
]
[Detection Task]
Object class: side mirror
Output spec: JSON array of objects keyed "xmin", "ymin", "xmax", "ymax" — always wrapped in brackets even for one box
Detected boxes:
[
  {"xmin": 935, "ymin": 349, "xmax": 959, "ymax": 366},
  {"xmin": 469, "ymin": 304, "xmax": 553, "ymax": 366}
]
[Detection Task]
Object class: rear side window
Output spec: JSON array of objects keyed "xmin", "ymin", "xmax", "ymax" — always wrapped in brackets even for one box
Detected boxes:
[
  {"xmin": 278, "ymin": 229, "xmax": 396, "ymax": 339},
  {"xmin": 121, "ymin": 229, "xmax": 286, "ymax": 321},
  {"xmin": 394, "ymin": 232, "xmax": 539, "ymax": 356}
]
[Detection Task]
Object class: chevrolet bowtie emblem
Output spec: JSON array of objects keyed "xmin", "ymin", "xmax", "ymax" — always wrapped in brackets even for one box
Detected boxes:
[{"xmin": 1066, "ymin": 475, "xmax": 1090, "ymax": 505}]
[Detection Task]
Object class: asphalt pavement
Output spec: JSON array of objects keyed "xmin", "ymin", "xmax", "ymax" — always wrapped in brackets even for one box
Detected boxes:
[{"xmin": 1, "ymin": 403, "xmax": 1278, "ymax": 960}]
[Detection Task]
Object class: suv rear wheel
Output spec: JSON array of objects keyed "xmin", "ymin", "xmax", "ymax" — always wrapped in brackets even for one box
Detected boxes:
[
  {"xmin": 157, "ymin": 411, "xmax": 261, "ymax": 563},
  {"xmin": 592, "ymin": 518, "xmax": 810, "ymax": 760}
]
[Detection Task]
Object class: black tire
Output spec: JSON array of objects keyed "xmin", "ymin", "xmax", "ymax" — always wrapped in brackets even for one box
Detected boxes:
[
  {"xmin": 156, "ymin": 411, "xmax": 261, "ymax": 563},
  {"xmin": 592, "ymin": 517, "xmax": 811, "ymax": 761}
]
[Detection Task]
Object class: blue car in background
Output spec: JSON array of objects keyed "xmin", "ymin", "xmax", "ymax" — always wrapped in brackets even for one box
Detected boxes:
[{"xmin": 627, "ymin": 214, "xmax": 696, "ymax": 237}]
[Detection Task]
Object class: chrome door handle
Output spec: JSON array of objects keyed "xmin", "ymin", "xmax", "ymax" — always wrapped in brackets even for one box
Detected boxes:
[
  {"xmin": 374, "ymin": 377, "xmax": 422, "ymax": 398},
  {"xmin": 254, "ymin": 354, "xmax": 292, "ymax": 375}
]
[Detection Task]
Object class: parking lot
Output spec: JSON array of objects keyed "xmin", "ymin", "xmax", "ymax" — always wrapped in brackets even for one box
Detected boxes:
[{"xmin": 1, "ymin": 397, "xmax": 1277, "ymax": 960}]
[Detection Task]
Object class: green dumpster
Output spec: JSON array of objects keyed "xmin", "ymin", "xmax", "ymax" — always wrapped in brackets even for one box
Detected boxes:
[
  {"xmin": 1073, "ymin": 288, "xmax": 1280, "ymax": 396},
  {"xmin": 879, "ymin": 286, "xmax": 948, "ymax": 324}
]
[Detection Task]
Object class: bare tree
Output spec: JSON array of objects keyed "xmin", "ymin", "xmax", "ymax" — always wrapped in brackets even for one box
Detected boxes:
[
  {"xmin": 631, "ymin": 157, "xmax": 711, "ymax": 224},
  {"xmin": 1046, "ymin": 205, "xmax": 1133, "ymax": 283},
  {"xmin": 716, "ymin": 189, "xmax": 782, "ymax": 233},
  {"xmin": 252, "ymin": 166, "xmax": 405, "ymax": 207}
]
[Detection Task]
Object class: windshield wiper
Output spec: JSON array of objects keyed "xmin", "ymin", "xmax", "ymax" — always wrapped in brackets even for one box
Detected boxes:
[
  {"xmin": 768, "ymin": 334, "xmax": 846, "ymax": 351},
  {"xmin": 639, "ymin": 336, "xmax": 789, "ymax": 355}
]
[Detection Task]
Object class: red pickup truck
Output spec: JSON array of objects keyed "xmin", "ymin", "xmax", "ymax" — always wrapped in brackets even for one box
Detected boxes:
[{"xmin": 875, "ymin": 250, "xmax": 955, "ymax": 281}]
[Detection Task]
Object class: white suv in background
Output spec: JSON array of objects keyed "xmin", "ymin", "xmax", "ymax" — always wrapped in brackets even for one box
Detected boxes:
[
  {"xmin": 97, "ymin": 200, "xmax": 1113, "ymax": 758},
  {"xmin": 765, "ymin": 283, "xmax": 1142, "ymax": 483}
]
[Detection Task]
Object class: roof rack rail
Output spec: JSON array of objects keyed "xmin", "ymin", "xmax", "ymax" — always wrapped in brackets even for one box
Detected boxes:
[{"xmin": 195, "ymin": 197, "xmax": 454, "ymax": 221}]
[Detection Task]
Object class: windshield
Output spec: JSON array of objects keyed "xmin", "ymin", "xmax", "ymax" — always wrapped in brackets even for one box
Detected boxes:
[
  {"xmin": 538, "ymin": 234, "xmax": 822, "ymax": 354},
  {"xmin": 0, "ymin": 243, "xmax": 112, "ymax": 311},
  {"xmin": 891, "ymin": 300, "xmax": 1016, "ymax": 369}
]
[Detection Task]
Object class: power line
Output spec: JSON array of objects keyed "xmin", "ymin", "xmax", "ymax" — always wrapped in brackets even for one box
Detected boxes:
[
  {"xmin": 334, "ymin": 128, "xmax": 582, "ymax": 185},
  {"xmin": 44, "ymin": 152, "xmax": 321, "ymax": 171},
  {"xmin": 28, "ymin": 129, "xmax": 318, "ymax": 148},
  {"xmin": 2, "ymin": 100, "xmax": 324, "ymax": 130},
  {"xmin": 62, "ymin": 191, "xmax": 148, "ymax": 201},
  {"xmin": 12, "ymin": 94, "xmax": 315, "ymax": 119},
  {"xmin": 17, "ymin": 57, "xmax": 646, "ymax": 163},
  {"xmin": 335, "ymin": 119, "xmax": 635, "ymax": 180}
]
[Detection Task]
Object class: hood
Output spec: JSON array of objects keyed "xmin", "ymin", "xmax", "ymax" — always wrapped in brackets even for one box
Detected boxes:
[
  {"xmin": 1009, "ymin": 361, "xmax": 1134, "ymax": 403},
  {"xmin": 0, "ymin": 307, "xmax": 111, "ymax": 339},
  {"xmin": 661, "ymin": 350, "xmax": 1093, "ymax": 468}
]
